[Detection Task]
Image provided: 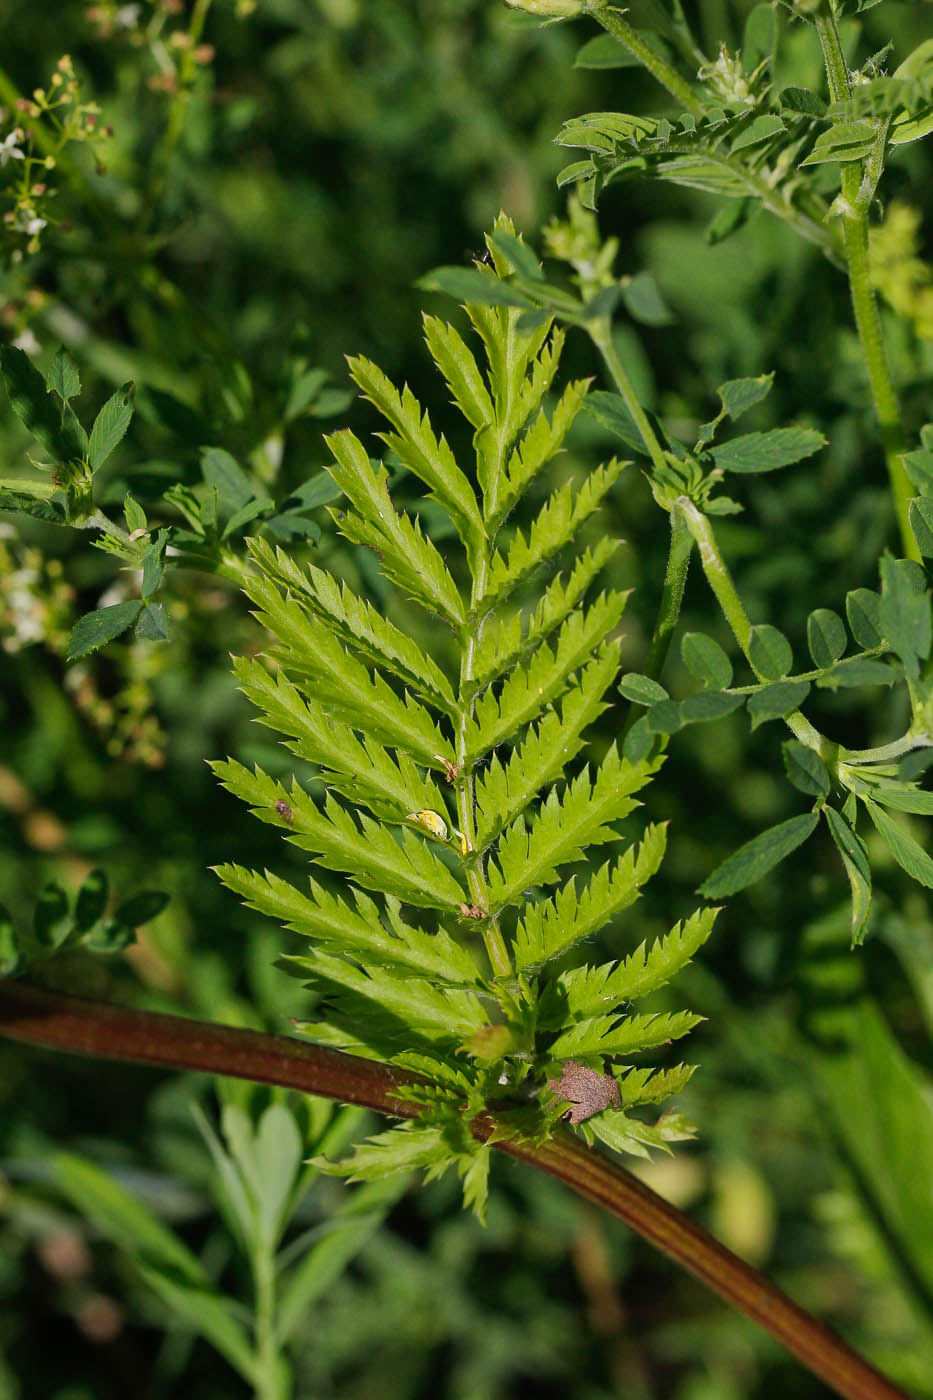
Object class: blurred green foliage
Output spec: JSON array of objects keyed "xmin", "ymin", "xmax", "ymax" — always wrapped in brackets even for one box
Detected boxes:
[{"xmin": 1, "ymin": 0, "xmax": 933, "ymax": 1396}]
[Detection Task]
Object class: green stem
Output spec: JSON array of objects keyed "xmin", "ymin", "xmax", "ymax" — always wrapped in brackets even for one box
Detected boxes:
[
  {"xmin": 813, "ymin": 15, "xmax": 916, "ymax": 560},
  {"xmin": 588, "ymin": 317, "xmax": 668, "ymax": 475},
  {"xmin": 642, "ymin": 512, "xmax": 693, "ymax": 680},
  {"xmin": 252, "ymin": 1243, "xmax": 287, "ymax": 1400},
  {"xmin": 0, "ymin": 981, "xmax": 910, "ymax": 1400},
  {"xmin": 590, "ymin": 7, "xmax": 705, "ymax": 117},
  {"xmin": 676, "ymin": 498, "xmax": 837, "ymax": 763},
  {"xmin": 139, "ymin": 0, "xmax": 214, "ymax": 230}
]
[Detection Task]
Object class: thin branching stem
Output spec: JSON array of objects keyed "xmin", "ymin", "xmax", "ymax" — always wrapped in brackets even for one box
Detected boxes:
[
  {"xmin": 0, "ymin": 979, "xmax": 910, "ymax": 1400},
  {"xmin": 813, "ymin": 14, "xmax": 916, "ymax": 560},
  {"xmin": 589, "ymin": 6, "xmax": 705, "ymax": 117}
]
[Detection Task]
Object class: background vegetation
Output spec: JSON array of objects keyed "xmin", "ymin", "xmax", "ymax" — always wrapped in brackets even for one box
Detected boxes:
[{"xmin": 1, "ymin": 1, "xmax": 932, "ymax": 1396}]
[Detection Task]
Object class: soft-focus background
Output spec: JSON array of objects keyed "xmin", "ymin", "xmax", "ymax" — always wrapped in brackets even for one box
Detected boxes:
[{"xmin": 1, "ymin": 1, "xmax": 932, "ymax": 1396}]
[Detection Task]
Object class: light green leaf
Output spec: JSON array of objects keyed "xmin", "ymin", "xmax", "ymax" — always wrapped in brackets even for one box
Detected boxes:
[
  {"xmin": 416, "ymin": 265, "xmax": 534, "ymax": 309},
  {"xmin": 487, "ymin": 747, "xmax": 659, "ymax": 912},
  {"xmin": 513, "ymin": 823, "xmax": 667, "ymax": 971},
  {"xmin": 422, "ymin": 314, "xmax": 494, "ymax": 433},
  {"xmin": 540, "ymin": 908, "xmax": 718, "ymax": 1024},
  {"xmin": 135, "ymin": 1264, "xmax": 257, "ymax": 1382},
  {"xmin": 211, "ymin": 760, "xmax": 466, "ymax": 909},
  {"xmin": 326, "ymin": 430, "xmax": 465, "ymax": 625},
  {"xmin": 474, "ymin": 643, "xmax": 620, "ymax": 847},
  {"xmin": 466, "ymin": 593, "xmax": 628, "ymax": 762},
  {"xmin": 619, "ymin": 672, "xmax": 669, "ymax": 706},
  {"xmin": 800, "ymin": 120, "xmax": 878, "ymax": 165},
  {"xmin": 845, "ymin": 588, "xmax": 884, "ymax": 649},
  {"xmin": 47, "ymin": 345, "xmax": 81, "ymax": 403},
  {"xmin": 909, "ymin": 498, "xmax": 933, "ymax": 557},
  {"xmin": 549, "ymin": 1008, "xmax": 702, "ymax": 1060},
  {"xmin": 347, "ymin": 357, "xmax": 484, "ymax": 556},
  {"xmin": 248, "ymin": 538, "xmax": 456, "ymax": 713},
  {"xmin": 699, "ymin": 811, "xmax": 819, "ymax": 898},
  {"xmin": 215, "ymin": 864, "xmax": 479, "ymax": 986}
]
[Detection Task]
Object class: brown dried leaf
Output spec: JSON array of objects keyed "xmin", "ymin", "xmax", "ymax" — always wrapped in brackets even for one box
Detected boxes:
[{"xmin": 547, "ymin": 1060, "xmax": 622, "ymax": 1124}]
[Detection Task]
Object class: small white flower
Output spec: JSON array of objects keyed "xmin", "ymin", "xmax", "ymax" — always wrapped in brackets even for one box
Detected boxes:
[
  {"xmin": 13, "ymin": 208, "xmax": 46, "ymax": 237},
  {"xmin": 0, "ymin": 129, "xmax": 25, "ymax": 166},
  {"xmin": 12, "ymin": 328, "xmax": 40, "ymax": 355},
  {"xmin": 115, "ymin": 4, "xmax": 142, "ymax": 27}
]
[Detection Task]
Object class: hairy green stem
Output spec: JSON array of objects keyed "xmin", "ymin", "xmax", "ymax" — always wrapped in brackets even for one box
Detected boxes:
[
  {"xmin": 588, "ymin": 317, "xmax": 669, "ymax": 475},
  {"xmin": 590, "ymin": 7, "xmax": 705, "ymax": 117},
  {"xmin": 0, "ymin": 980, "xmax": 910, "ymax": 1400},
  {"xmin": 813, "ymin": 15, "xmax": 916, "ymax": 560},
  {"xmin": 643, "ymin": 512, "xmax": 693, "ymax": 680},
  {"xmin": 252, "ymin": 1242, "xmax": 286, "ymax": 1400}
]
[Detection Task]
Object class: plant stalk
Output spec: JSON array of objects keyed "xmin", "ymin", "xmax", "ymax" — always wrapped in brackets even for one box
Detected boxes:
[
  {"xmin": 588, "ymin": 317, "xmax": 669, "ymax": 476},
  {"xmin": 0, "ymin": 980, "xmax": 909, "ymax": 1400},
  {"xmin": 642, "ymin": 511, "xmax": 693, "ymax": 681},
  {"xmin": 590, "ymin": 7, "xmax": 705, "ymax": 117},
  {"xmin": 813, "ymin": 14, "xmax": 916, "ymax": 561}
]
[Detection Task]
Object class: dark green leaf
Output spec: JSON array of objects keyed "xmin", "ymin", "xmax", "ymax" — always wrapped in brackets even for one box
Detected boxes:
[
  {"xmin": 699, "ymin": 812, "xmax": 819, "ymax": 898},
  {"xmin": 622, "ymin": 714, "xmax": 653, "ymax": 764},
  {"xmin": 34, "ymin": 882, "xmax": 72, "ymax": 949},
  {"xmin": 861, "ymin": 781, "xmax": 933, "ymax": 816},
  {"xmin": 88, "ymin": 383, "xmax": 135, "ymax": 472},
  {"xmin": 136, "ymin": 602, "xmax": 168, "ymax": 641},
  {"xmin": 201, "ymin": 446, "xmax": 254, "ymax": 511},
  {"xmin": 114, "ymin": 890, "xmax": 170, "ymax": 927},
  {"xmin": 748, "ymin": 623, "xmax": 793, "ymax": 680},
  {"xmin": 0, "ymin": 905, "xmax": 19, "ymax": 976},
  {"xmin": 710, "ymin": 427, "xmax": 824, "ymax": 474},
  {"xmin": 800, "ymin": 121, "xmax": 878, "ymax": 166},
  {"xmin": 47, "ymin": 346, "xmax": 80, "ymax": 403},
  {"xmin": 646, "ymin": 698, "xmax": 684, "ymax": 734},
  {"xmin": 909, "ymin": 497, "xmax": 933, "ymax": 556},
  {"xmin": 583, "ymin": 391, "xmax": 651, "ymax": 455},
  {"xmin": 0, "ymin": 489, "xmax": 66, "ymax": 524},
  {"xmin": 705, "ymin": 197, "xmax": 754, "ymax": 246},
  {"xmin": 879, "ymin": 554, "xmax": 931, "ymax": 679},
  {"xmin": 807, "ymin": 608, "xmax": 846, "ymax": 668},
  {"xmin": 67, "ymin": 601, "xmax": 144, "ymax": 660},
  {"xmin": 716, "ymin": 374, "xmax": 774, "ymax": 423},
  {"xmin": 681, "ymin": 632, "xmax": 732, "ymax": 688},
  {"xmin": 783, "ymin": 741, "xmax": 831, "ymax": 798},
  {"xmin": 817, "ymin": 657, "xmax": 897, "ymax": 689},
  {"xmin": 619, "ymin": 673, "xmax": 669, "ymax": 706},
  {"xmin": 222, "ymin": 497, "xmax": 271, "ymax": 540},
  {"xmin": 846, "ymin": 588, "xmax": 884, "ymax": 648},
  {"xmin": 0, "ymin": 346, "xmax": 87, "ymax": 462},
  {"xmin": 124, "ymin": 494, "xmax": 147, "ymax": 534},
  {"xmin": 748, "ymin": 679, "xmax": 810, "ymax": 728},
  {"xmin": 488, "ymin": 231, "xmax": 542, "ymax": 282},
  {"xmin": 780, "ymin": 86, "xmax": 827, "ymax": 116},
  {"xmin": 823, "ymin": 807, "xmax": 871, "ymax": 946},
  {"xmin": 621, "ymin": 272, "xmax": 674, "ymax": 327},
  {"xmin": 75, "ymin": 869, "xmax": 109, "ymax": 932},
  {"xmin": 679, "ymin": 690, "xmax": 743, "ymax": 723},
  {"xmin": 902, "ymin": 449, "xmax": 933, "ymax": 494},
  {"xmin": 864, "ymin": 798, "xmax": 933, "ymax": 889},
  {"xmin": 731, "ymin": 114, "xmax": 785, "ymax": 152},
  {"xmin": 416, "ymin": 266, "xmax": 533, "ymax": 309},
  {"xmin": 286, "ymin": 473, "xmax": 344, "ymax": 512}
]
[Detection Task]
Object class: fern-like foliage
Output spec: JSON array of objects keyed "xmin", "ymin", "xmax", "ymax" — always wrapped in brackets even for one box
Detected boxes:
[{"xmin": 213, "ymin": 219, "xmax": 716, "ymax": 1217}]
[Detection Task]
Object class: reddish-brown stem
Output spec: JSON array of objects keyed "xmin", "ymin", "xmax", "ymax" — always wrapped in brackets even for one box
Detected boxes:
[{"xmin": 0, "ymin": 980, "xmax": 909, "ymax": 1400}]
